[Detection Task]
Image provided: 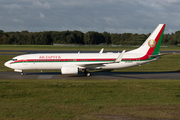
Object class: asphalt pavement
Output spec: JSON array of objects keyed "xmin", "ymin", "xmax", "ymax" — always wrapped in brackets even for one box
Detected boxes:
[{"xmin": 0, "ymin": 71, "xmax": 180, "ymax": 80}]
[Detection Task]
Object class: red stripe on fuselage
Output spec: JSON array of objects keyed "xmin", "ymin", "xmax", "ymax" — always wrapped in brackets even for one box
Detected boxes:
[{"xmin": 10, "ymin": 58, "xmax": 117, "ymax": 64}]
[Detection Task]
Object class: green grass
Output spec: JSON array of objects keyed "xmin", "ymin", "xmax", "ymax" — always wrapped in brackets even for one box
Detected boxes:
[
  {"xmin": 0, "ymin": 52, "xmax": 25, "ymax": 54},
  {"xmin": 0, "ymin": 79, "xmax": 180, "ymax": 120},
  {"xmin": 0, "ymin": 45, "xmax": 135, "ymax": 51},
  {"xmin": 1, "ymin": 45, "xmax": 180, "ymax": 51}
]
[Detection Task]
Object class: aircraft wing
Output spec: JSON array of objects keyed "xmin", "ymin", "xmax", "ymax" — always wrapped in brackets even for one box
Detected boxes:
[
  {"xmin": 76, "ymin": 50, "xmax": 126, "ymax": 68},
  {"xmin": 77, "ymin": 63, "xmax": 107, "ymax": 68}
]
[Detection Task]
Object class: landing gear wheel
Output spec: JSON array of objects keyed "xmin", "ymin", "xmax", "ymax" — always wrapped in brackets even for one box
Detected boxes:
[
  {"xmin": 84, "ymin": 69, "xmax": 91, "ymax": 76},
  {"xmin": 86, "ymin": 72, "xmax": 90, "ymax": 77},
  {"xmin": 20, "ymin": 72, "xmax": 24, "ymax": 76}
]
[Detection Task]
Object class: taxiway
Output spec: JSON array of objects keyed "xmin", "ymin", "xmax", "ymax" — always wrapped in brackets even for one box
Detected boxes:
[{"xmin": 0, "ymin": 71, "xmax": 180, "ymax": 80}]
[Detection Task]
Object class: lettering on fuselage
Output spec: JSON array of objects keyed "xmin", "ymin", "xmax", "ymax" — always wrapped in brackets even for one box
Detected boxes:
[{"xmin": 39, "ymin": 56, "xmax": 61, "ymax": 59}]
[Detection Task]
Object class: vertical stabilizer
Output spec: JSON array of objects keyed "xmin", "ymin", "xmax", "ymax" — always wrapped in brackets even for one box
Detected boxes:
[{"xmin": 128, "ymin": 24, "xmax": 166, "ymax": 58}]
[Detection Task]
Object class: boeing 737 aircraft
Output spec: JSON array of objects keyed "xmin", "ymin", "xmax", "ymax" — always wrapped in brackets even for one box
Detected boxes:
[{"xmin": 4, "ymin": 24, "xmax": 166, "ymax": 76}]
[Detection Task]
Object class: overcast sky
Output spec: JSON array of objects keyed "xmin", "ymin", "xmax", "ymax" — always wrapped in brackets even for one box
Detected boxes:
[{"xmin": 0, "ymin": 0, "xmax": 180, "ymax": 34}]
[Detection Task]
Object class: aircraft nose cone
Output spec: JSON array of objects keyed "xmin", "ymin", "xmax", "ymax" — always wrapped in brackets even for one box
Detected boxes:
[
  {"xmin": 4, "ymin": 61, "xmax": 10, "ymax": 67},
  {"xmin": 4, "ymin": 62, "xmax": 8, "ymax": 67}
]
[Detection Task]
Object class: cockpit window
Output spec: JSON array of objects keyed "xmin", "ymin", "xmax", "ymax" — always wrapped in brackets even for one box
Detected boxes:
[{"xmin": 12, "ymin": 59, "xmax": 17, "ymax": 61}]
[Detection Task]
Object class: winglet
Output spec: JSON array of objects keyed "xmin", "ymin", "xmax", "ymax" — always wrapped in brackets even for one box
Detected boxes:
[
  {"xmin": 99, "ymin": 48, "xmax": 104, "ymax": 53},
  {"xmin": 115, "ymin": 50, "xmax": 126, "ymax": 63}
]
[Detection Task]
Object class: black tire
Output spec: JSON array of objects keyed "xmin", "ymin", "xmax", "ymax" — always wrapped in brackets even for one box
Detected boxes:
[
  {"xmin": 86, "ymin": 72, "xmax": 90, "ymax": 76},
  {"xmin": 20, "ymin": 72, "xmax": 24, "ymax": 76}
]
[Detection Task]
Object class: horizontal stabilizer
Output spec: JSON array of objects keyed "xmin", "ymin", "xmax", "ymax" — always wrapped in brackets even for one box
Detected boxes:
[
  {"xmin": 149, "ymin": 53, "xmax": 174, "ymax": 58},
  {"xmin": 149, "ymin": 54, "xmax": 161, "ymax": 58},
  {"xmin": 115, "ymin": 50, "xmax": 126, "ymax": 63}
]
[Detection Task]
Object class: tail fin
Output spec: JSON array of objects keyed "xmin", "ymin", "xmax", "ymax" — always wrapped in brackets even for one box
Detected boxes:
[{"xmin": 128, "ymin": 24, "xmax": 166, "ymax": 59}]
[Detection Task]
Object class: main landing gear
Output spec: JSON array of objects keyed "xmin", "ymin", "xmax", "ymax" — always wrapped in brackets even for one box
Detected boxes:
[
  {"xmin": 20, "ymin": 72, "xmax": 24, "ymax": 76},
  {"xmin": 84, "ymin": 69, "xmax": 91, "ymax": 76}
]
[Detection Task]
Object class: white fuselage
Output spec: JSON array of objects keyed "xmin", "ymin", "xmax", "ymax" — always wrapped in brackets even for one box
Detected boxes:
[{"xmin": 4, "ymin": 52, "xmax": 156, "ymax": 71}]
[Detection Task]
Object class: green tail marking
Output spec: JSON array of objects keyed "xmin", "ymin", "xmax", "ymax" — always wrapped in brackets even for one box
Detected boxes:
[{"xmin": 152, "ymin": 27, "xmax": 165, "ymax": 55}]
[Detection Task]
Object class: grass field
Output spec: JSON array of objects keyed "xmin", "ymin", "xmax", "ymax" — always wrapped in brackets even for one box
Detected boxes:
[
  {"xmin": 0, "ymin": 79, "xmax": 180, "ymax": 120},
  {"xmin": 1, "ymin": 45, "xmax": 180, "ymax": 51},
  {"xmin": 0, "ymin": 45, "xmax": 136, "ymax": 51}
]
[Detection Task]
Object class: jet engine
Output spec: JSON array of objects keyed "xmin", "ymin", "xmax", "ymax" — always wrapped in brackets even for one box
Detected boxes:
[{"xmin": 61, "ymin": 66, "xmax": 78, "ymax": 75}]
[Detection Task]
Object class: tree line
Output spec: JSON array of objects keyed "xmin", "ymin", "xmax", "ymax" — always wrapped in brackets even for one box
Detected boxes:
[{"xmin": 0, "ymin": 30, "xmax": 180, "ymax": 45}]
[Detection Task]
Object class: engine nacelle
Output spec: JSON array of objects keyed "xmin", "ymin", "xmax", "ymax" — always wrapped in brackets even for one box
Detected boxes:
[{"xmin": 61, "ymin": 66, "xmax": 78, "ymax": 75}]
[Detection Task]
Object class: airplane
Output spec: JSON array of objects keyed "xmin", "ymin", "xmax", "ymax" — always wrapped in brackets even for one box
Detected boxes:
[{"xmin": 4, "ymin": 24, "xmax": 166, "ymax": 76}]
